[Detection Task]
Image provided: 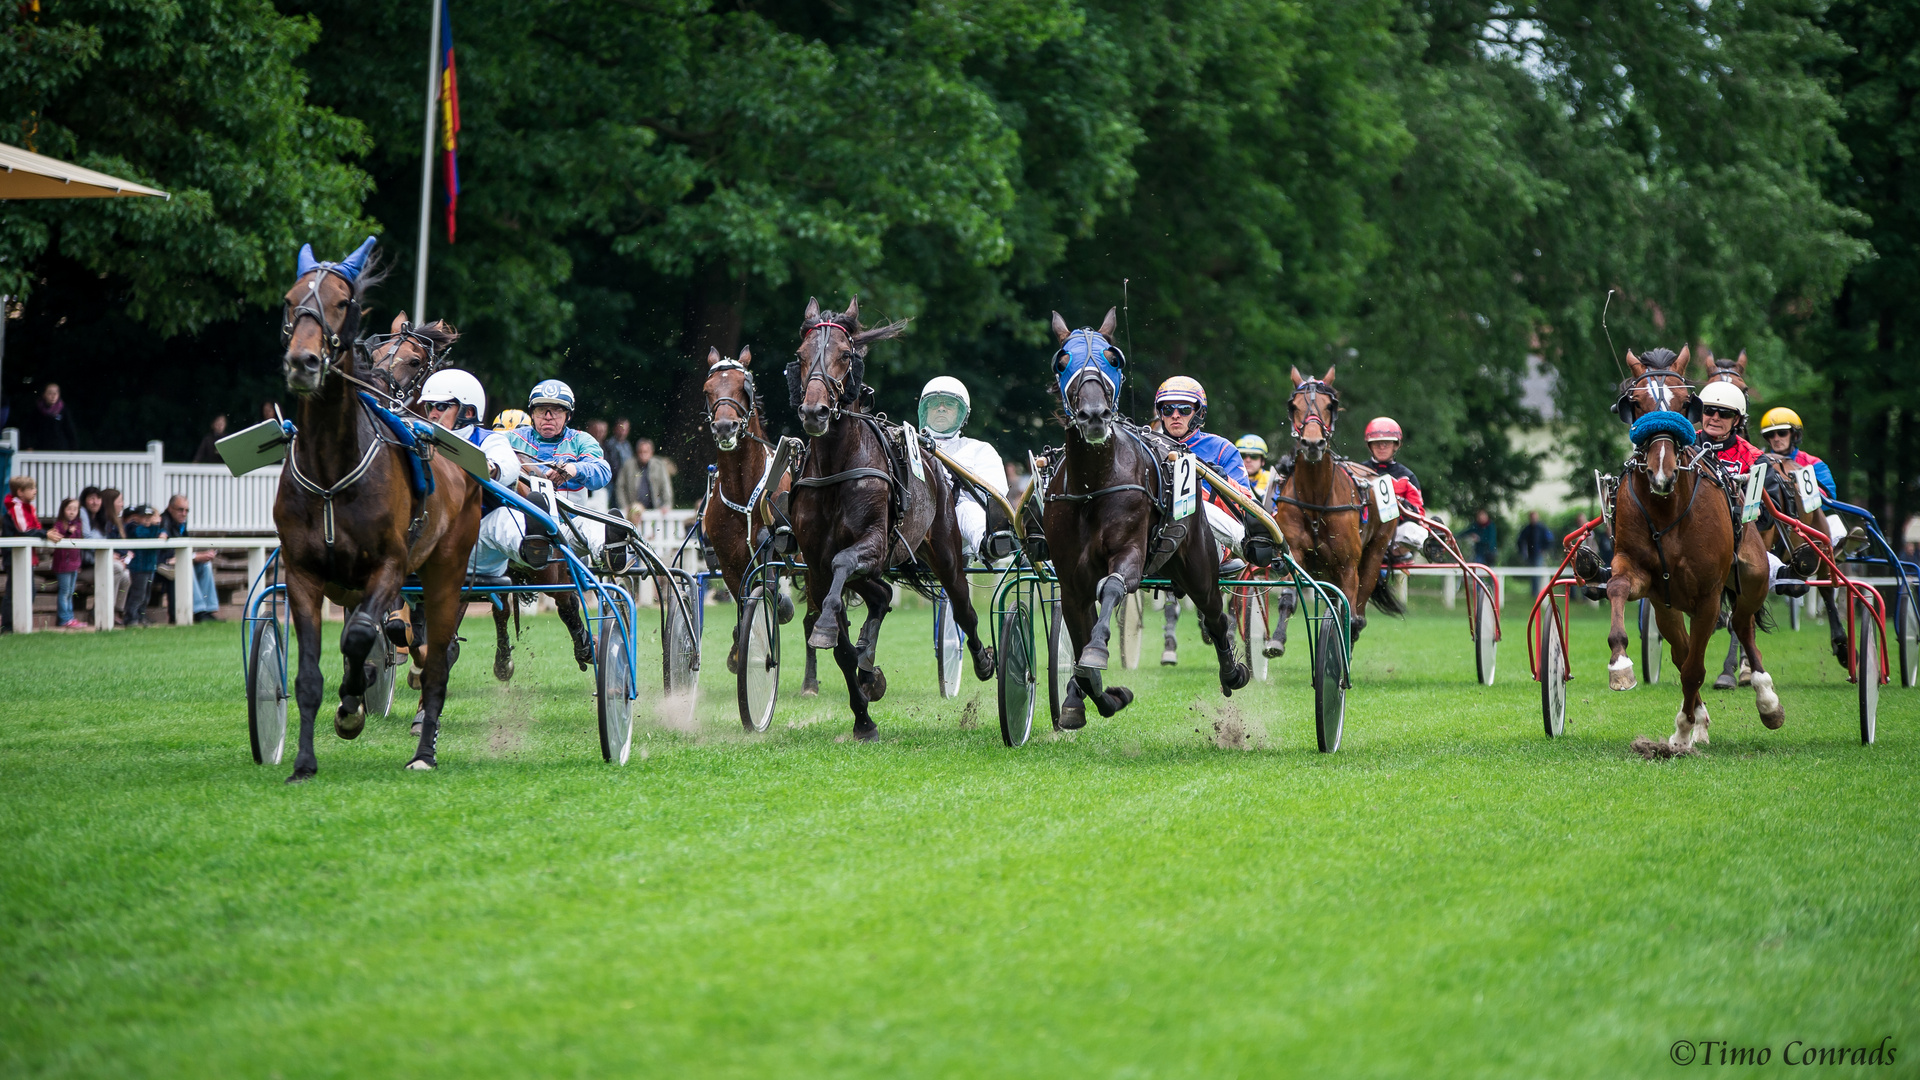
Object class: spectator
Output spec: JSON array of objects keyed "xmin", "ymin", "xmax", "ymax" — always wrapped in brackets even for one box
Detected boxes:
[
  {"xmin": 603, "ymin": 418, "xmax": 635, "ymax": 477},
  {"xmin": 3, "ymin": 475, "xmax": 49, "ymax": 632},
  {"xmin": 47, "ymin": 497, "xmax": 87, "ymax": 628},
  {"xmin": 1467, "ymin": 509, "xmax": 1499, "ymax": 566},
  {"xmin": 122, "ymin": 504, "xmax": 165, "ymax": 627},
  {"xmin": 617, "ymin": 437, "xmax": 676, "ymax": 516},
  {"xmin": 159, "ymin": 494, "xmax": 221, "ymax": 623},
  {"xmin": 95, "ymin": 488, "xmax": 130, "ymax": 625},
  {"xmin": 1516, "ymin": 510, "xmax": 1556, "ymax": 597},
  {"xmin": 1005, "ymin": 461, "xmax": 1030, "ymax": 500},
  {"xmin": 18, "ymin": 383, "xmax": 79, "ymax": 451},
  {"xmin": 192, "ymin": 415, "xmax": 229, "ymax": 463},
  {"xmin": 585, "ymin": 418, "xmax": 610, "ymax": 454},
  {"xmin": 77, "ymin": 485, "xmax": 104, "ymax": 570}
]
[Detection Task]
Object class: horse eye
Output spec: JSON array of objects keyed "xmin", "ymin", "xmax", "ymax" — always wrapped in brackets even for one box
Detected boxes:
[
  {"xmin": 1054, "ymin": 354, "xmax": 1069, "ymax": 373},
  {"xmin": 1107, "ymin": 350, "xmax": 1124, "ymax": 368}
]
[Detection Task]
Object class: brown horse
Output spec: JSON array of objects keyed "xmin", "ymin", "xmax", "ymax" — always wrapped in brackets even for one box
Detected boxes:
[
  {"xmin": 698, "ymin": 346, "xmax": 802, "ymax": 679},
  {"xmin": 1603, "ymin": 347, "xmax": 1778, "ymax": 748},
  {"xmin": 1269, "ymin": 367, "xmax": 1399, "ymax": 645},
  {"xmin": 1042, "ymin": 310, "xmax": 1248, "ymax": 727},
  {"xmin": 789, "ymin": 297, "xmax": 993, "ymax": 739},
  {"xmin": 275, "ymin": 239, "xmax": 482, "ymax": 779}
]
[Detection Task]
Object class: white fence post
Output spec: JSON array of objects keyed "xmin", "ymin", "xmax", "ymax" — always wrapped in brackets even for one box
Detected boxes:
[
  {"xmin": 94, "ymin": 548, "xmax": 115, "ymax": 630},
  {"xmin": 1442, "ymin": 569, "xmax": 1457, "ymax": 609},
  {"xmin": 9, "ymin": 545, "xmax": 32, "ymax": 632},
  {"xmin": 246, "ymin": 547, "xmax": 266, "ymax": 598},
  {"xmin": 173, "ymin": 542, "xmax": 194, "ymax": 626}
]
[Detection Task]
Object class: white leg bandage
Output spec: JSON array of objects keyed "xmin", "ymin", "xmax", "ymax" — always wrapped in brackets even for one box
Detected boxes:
[{"xmin": 1766, "ymin": 551, "xmax": 1785, "ymax": 590}]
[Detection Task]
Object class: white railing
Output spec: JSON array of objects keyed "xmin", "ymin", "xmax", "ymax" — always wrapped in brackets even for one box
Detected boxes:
[
  {"xmin": 0, "ymin": 430, "xmax": 282, "ymax": 533},
  {"xmin": 0, "ymin": 536, "xmax": 280, "ymax": 633}
]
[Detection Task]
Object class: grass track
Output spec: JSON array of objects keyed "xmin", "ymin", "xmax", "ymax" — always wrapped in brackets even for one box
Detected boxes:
[{"xmin": 2, "ymin": 594, "xmax": 1916, "ymax": 1077}]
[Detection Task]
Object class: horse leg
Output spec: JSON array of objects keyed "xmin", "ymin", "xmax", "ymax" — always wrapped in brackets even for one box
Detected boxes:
[
  {"xmin": 1736, "ymin": 604, "xmax": 1783, "ymax": 729},
  {"xmin": 1821, "ymin": 586, "xmax": 1849, "ymax": 669},
  {"xmin": 337, "ymin": 566, "xmax": 400, "ymax": 739},
  {"xmin": 802, "ymin": 646, "xmax": 821, "ymax": 696},
  {"xmin": 1072, "ymin": 572, "xmax": 1139, "ymax": 718},
  {"xmin": 491, "ymin": 598, "xmax": 514, "ymax": 681},
  {"xmin": 808, "ymin": 555, "xmax": 856, "ymax": 650},
  {"xmin": 1271, "ymin": 586, "xmax": 1296, "ymax": 657},
  {"xmin": 1604, "ymin": 571, "xmax": 1643, "ymax": 691},
  {"xmin": 829, "ymin": 619, "xmax": 877, "ymax": 741},
  {"xmin": 1339, "ymin": 563, "xmax": 1368, "ymax": 643},
  {"xmin": 1196, "ymin": 581, "xmax": 1250, "ymax": 696},
  {"xmin": 923, "ymin": 525, "xmax": 996, "ymax": 680},
  {"xmin": 408, "ymin": 565, "xmax": 466, "ymax": 770},
  {"xmin": 1713, "ymin": 631, "xmax": 1742, "ymax": 691},
  {"xmin": 850, "ymin": 577, "xmax": 892, "ymax": 703},
  {"xmin": 285, "ymin": 573, "xmax": 326, "ymax": 783},
  {"xmin": 1666, "ymin": 597, "xmax": 1719, "ymax": 749},
  {"xmin": 555, "ymin": 587, "xmax": 593, "ymax": 671}
]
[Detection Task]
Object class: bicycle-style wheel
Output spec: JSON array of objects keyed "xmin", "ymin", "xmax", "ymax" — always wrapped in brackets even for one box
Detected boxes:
[
  {"xmin": 997, "ymin": 602, "xmax": 1036, "ymax": 747},
  {"xmin": 738, "ymin": 590, "xmax": 780, "ymax": 733},
  {"xmin": 247, "ymin": 619, "xmax": 289, "ymax": 765},
  {"xmin": 935, "ymin": 597, "xmax": 964, "ymax": 699},
  {"xmin": 1472, "ymin": 580, "xmax": 1496, "ymax": 686},
  {"xmin": 1856, "ymin": 597, "xmax": 1880, "ymax": 745},
  {"xmin": 367, "ymin": 645, "xmax": 400, "ymax": 718},
  {"xmin": 1896, "ymin": 585, "xmax": 1917, "ymax": 689},
  {"xmin": 1117, "ymin": 592, "xmax": 1142, "ymax": 670},
  {"xmin": 661, "ymin": 577, "xmax": 700, "ymax": 698},
  {"xmin": 1244, "ymin": 588, "xmax": 1269, "ymax": 683},
  {"xmin": 1541, "ymin": 612, "xmax": 1567, "ymax": 737},
  {"xmin": 1638, "ymin": 598, "xmax": 1661, "ymax": 685},
  {"xmin": 1047, "ymin": 602, "xmax": 1073, "ymax": 727},
  {"xmin": 597, "ymin": 615, "xmax": 634, "ymax": 764},
  {"xmin": 1311, "ymin": 612, "xmax": 1346, "ymax": 753}
]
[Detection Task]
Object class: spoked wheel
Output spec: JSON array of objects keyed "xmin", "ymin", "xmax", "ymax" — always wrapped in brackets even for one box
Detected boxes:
[
  {"xmin": 247, "ymin": 620, "xmax": 289, "ymax": 765},
  {"xmin": 997, "ymin": 602, "xmax": 1036, "ymax": 747},
  {"xmin": 597, "ymin": 613, "xmax": 634, "ymax": 765},
  {"xmin": 1540, "ymin": 612, "xmax": 1568, "ymax": 737},
  {"xmin": 1047, "ymin": 601, "xmax": 1073, "ymax": 727},
  {"xmin": 367, "ymin": 645, "xmax": 400, "ymax": 719},
  {"xmin": 1638, "ymin": 598, "xmax": 1661, "ymax": 685},
  {"xmin": 1117, "ymin": 591, "xmax": 1143, "ymax": 670},
  {"xmin": 1896, "ymin": 585, "xmax": 1917, "ymax": 689},
  {"xmin": 1310, "ymin": 612, "xmax": 1346, "ymax": 753},
  {"xmin": 661, "ymin": 576, "xmax": 700, "ymax": 699},
  {"xmin": 737, "ymin": 589, "xmax": 781, "ymax": 733},
  {"xmin": 935, "ymin": 596, "xmax": 964, "ymax": 699},
  {"xmin": 1471, "ymin": 579, "xmax": 1496, "ymax": 686},
  {"xmin": 1241, "ymin": 588, "xmax": 1269, "ymax": 682},
  {"xmin": 1856, "ymin": 597, "xmax": 1880, "ymax": 745}
]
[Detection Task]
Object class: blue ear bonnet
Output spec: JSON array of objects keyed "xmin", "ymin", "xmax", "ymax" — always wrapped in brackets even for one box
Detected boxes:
[
  {"xmin": 296, "ymin": 235, "xmax": 378, "ymax": 285},
  {"xmin": 1055, "ymin": 329, "xmax": 1125, "ymax": 402}
]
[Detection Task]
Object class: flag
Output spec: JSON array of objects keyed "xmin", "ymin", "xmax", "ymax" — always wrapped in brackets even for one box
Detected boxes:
[{"xmin": 439, "ymin": 0, "xmax": 461, "ymax": 243}]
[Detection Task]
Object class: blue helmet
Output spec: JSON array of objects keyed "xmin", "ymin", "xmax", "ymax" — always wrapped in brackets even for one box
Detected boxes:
[{"xmin": 528, "ymin": 379, "xmax": 576, "ymax": 413}]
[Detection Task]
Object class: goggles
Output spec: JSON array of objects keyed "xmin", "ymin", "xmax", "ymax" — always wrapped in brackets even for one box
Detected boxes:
[
  {"xmin": 1702, "ymin": 405, "xmax": 1742, "ymax": 421},
  {"xmin": 423, "ymin": 399, "xmax": 461, "ymax": 414},
  {"xmin": 1157, "ymin": 402, "xmax": 1196, "ymax": 417}
]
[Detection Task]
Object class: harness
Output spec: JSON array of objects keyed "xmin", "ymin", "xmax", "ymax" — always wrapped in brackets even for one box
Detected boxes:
[
  {"xmin": 787, "ymin": 321, "xmax": 865, "ymax": 421},
  {"xmin": 1289, "ymin": 378, "xmax": 1339, "ymax": 440},
  {"xmin": 364, "ymin": 324, "xmax": 451, "ymax": 403},
  {"xmin": 1047, "ymin": 424, "xmax": 1189, "ymax": 574}
]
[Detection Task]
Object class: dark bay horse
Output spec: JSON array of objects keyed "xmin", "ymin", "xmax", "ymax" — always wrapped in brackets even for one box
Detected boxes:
[
  {"xmin": 1269, "ymin": 367, "xmax": 1398, "ymax": 647},
  {"xmin": 1042, "ymin": 310, "xmax": 1248, "ymax": 728},
  {"xmin": 789, "ymin": 297, "xmax": 993, "ymax": 739},
  {"xmin": 276, "ymin": 239, "xmax": 482, "ymax": 779},
  {"xmin": 1604, "ymin": 347, "xmax": 1777, "ymax": 748}
]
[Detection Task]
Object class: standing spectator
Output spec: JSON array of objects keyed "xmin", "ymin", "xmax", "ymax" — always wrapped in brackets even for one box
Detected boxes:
[
  {"xmin": 1516, "ymin": 510, "xmax": 1556, "ymax": 597},
  {"xmin": 122, "ymin": 504, "xmax": 165, "ymax": 627},
  {"xmin": 95, "ymin": 488, "xmax": 130, "ymax": 625},
  {"xmin": 192, "ymin": 415, "xmax": 229, "ymax": 463},
  {"xmin": 585, "ymin": 418, "xmax": 610, "ymax": 454},
  {"xmin": 3, "ymin": 475, "xmax": 49, "ymax": 632},
  {"xmin": 617, "ymin": 437, "xmax": 676, "ymax": 516},
  {"xmin": 18, "ymin": 383, "xmax": 79, "ymax": 451},
  {"xmin": 603, "ymin": 418, "xmax": 635, "ymax": 477},
  {"xmin": 47, "ymin": 498, "xmax": 87, "ymax": 628},
  {"xmin": 1467, "ymin": 509, "xmax": 1499, "ymax": 566},
  {"xmin": 160, "ymin": 494, "xmax": 221, "ymax": 623}
]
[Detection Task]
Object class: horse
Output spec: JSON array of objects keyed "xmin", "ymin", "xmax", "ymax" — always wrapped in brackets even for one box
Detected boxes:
[
  {"xmin": 274, "ymin": 238, "xmax": 483, "ymax": 779},
  {"xmin": 1267, "ymin": 367, "xmax": 1400, "ymax": 649},
  {"xmin": 1042, "ymin": 309, "xmax": 1249, "ymax": 728},
  {"xmin": 1604, "ymin": 347, "xmax": 1779, "ymax": 748},
  {"xmin": 698, "ymin": 345, "xmax": 805, "ymax": 684},
  {"xmin": 788, "ymin": 297, "xmax": 994, "ymax": 739}
]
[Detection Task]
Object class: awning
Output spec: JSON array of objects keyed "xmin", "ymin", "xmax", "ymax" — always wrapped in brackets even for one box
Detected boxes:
[{"xmin": 0, "ymin": 141, "xmax": 169, "ymax": 200}]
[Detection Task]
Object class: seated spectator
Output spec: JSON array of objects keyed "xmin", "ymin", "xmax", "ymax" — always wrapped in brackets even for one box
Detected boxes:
[
  {"xmin": 47, "ymin": 498, "xmax": 87, "ymax": 628},
  {"xmin": 122, "ymin": 505, "xmax": 166, "ymax": 627},
  {"xmin": 77, "ymin": 486, "xmax": 104, "ymax": 570},
  {"xmin": 159, "ymin": 495, "xmax": 221, "ymax": 623},
  {"xmin": 19, "ymin": 383, "xmax": 78, "ymax": 451},
  {"xmin": 192, "ymin": 415, "xmax": 229, "ymax": 464},
  {"xmin": 617, "ymin": 437, "xmax": 676, "ymax": 517},
  {"xmin": 95, "ymin": 488, "xmax": 130, "ymax": 626},
  {"xmin": 3, "ymin": 475, "xmax": 49, "ymax": 632}
]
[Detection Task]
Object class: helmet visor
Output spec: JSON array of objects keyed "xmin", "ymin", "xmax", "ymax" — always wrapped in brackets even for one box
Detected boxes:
[{"xmin": 919, "ymin": 393, "xmax": 966, "ymax": 436}]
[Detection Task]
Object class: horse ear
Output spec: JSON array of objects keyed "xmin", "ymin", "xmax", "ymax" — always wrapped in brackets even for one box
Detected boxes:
[
  {"xmin": 1736, "ymin": 349, "xmax": 1748, "ymax": 373},
  {"xmin": 1674, "ymin": 344, "xmax": 1691, "ymax": 375},
  {"xmin": 1322, "ymin": 365, "xmax": 1336, "ymax": 384},
  {"xmin": 1099, "ymin": 307, "xmax": 1118, "ymax": 339},
  {"xmin": 337, "ymin": 235, "xmax": 378, "ymax": 282},
  {"xmin": 297, "ymin": 244, "xmax": 319, "ymax": 278},
  {"xmin": 392, "ymin": 312, "xmax": 409, "ymax": 334},
  {"xmin": 843, "ymin": 296, "xmax": 860, "ymax": 324},
  {"xmin": 738, "ymin": 346, "xmax": 751, "ymax": 367},
  {"xmin": 804, "ymin": 297, "xmax": 820, "ymax": 324},
  {"xmin": 1625, "ymin": 349, "xmax": 1644, "ymax": 375},
  {"xmin": 1051, "ymin": 311, "xmax": 1071, "ymax": 344},
  {"xmin": 707, "ymin": 346, "xmax": 722, "ymax": 366},
  {"xmin": 1289, "ymin": 366, "xmax": 1304, "ymax": 385}
]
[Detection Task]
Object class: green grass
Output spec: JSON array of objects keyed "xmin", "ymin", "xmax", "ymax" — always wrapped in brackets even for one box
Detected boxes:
[{"xmin": 2, "ymin": 592, "xmax": 1916, "ymax": 1078}]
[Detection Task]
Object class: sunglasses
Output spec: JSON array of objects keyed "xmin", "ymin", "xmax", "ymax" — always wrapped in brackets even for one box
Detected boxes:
[
  {"xmin": 1157, "ymin": 403, "xmax": 1196, "ymax": 417},
  {"xmin": 1702, "ymin": 406, "xmax": 1741, "ymax": 420},
  {"xmin": 424, "ymin": 400, "xmax": 460, "ymax": 413}
]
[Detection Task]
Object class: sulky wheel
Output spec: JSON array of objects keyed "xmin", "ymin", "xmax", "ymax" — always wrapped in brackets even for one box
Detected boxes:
[
  {"xmin": 1638, "ymin": 598, "xmax": 1661, "ymax": 685},
  {"xmin": 1472, "ymin": 580, "xmax": 1496, "ymax": 686},
  {"xmin": 737, "ymin": 589, "xmax": 780, "ymax": 733},
  {"xmin": 367, "ymin": 645, "xmax": 400, "ymax": 719},
  {"xmin": 1047, "ymin": 601, "xmax": 1073, "ymax": 728},
  {"xmin": 1856, "ymin": 596, "xmax": 1880, "ymax": 745},
  {"xmin": 1896, "ymin": 584, "xmax": 1917, "ymax": 689},
  {"xmin": 1311, "ymin": 612, "xmax": 1346, "ymax": 753},
  {"xmin": 597, "ymin": 614, "xmax": 634, "ymax": 765},
  {"xmin": 660, "ymin": 577, "xmax": 700, "ymax": 699},
  {"xmin": 247, "ymin": 620, "xmax": 289, "ymax": 765},
  {"xmin": 1117, "ymin": 591, "xmax": 1142, "ymax": 670},
  {"xmin": 1540, "ymin": 612, "xmax": 1568, "ymax": 737},
  {"xmin": 935, "ymin": 596, "xmax": 964, "ymax": 699},
  {"xmin": 997, "ymin": 602, "xmax": 1036, "ymax": 747},
  {"xmin": 1244, "ymin": 589, "xmax": 1269, "ymax": 683}
]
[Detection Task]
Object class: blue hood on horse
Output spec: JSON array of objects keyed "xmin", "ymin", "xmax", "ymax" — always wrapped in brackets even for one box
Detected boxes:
[{"xmin": 1055, "ymin": 328, "xmax": 1126, "ymax": 404}]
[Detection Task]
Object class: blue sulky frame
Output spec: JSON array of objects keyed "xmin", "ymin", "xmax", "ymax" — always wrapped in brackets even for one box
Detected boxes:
[
  {"xmin": 1823, "ymin": 497, "xmax": 1920, "ymax": 689},
  {"xmin": 241, "ymin": 476, "xmax": 684, "ymax": 766}
]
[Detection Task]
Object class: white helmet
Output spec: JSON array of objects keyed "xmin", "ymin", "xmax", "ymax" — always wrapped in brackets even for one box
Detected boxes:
[
  {"xmin": 420, "ymin": 368, "xmax": 487, "ymax": 429},
  {"xmin": 919, "ymin": 376, "xmax": 970, "ymax": 436},
  {"xmin": 1698, "ymin": 380, "xmax": 1747, "ymax": 420}
]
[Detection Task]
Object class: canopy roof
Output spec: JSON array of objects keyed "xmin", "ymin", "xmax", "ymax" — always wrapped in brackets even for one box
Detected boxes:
[{"xmin": 0, "ymin": 141, "xmax": 169, "ymax": 200}]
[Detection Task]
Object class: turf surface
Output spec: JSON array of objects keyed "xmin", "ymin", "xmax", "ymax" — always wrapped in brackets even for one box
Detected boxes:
[{"xmin": 2, "ymin": 591, "xmax": 1915, "ymax": 1077}]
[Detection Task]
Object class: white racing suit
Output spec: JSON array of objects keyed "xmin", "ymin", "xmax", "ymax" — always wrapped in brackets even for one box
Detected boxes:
[
  {"xmin": 446, "ymin": 424, "xmax": 524, "ymax": 577},
  {"xmin": 473, "ymin": 483, "xmax": 613, "ymax": 576},
  {"xmin": 929, "ymin": 431, "xmax": 1007, "ymax": 558}
]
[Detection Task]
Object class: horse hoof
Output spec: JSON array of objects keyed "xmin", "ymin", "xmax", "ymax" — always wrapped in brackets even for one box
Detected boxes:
[
  {"xmin": 405, "ymin": 757, "xmax": 435, "ymax": 771},
  {"xmin": 407, "ymin": 667, "xmax": 423, "ymax": 690},
  {"xmin": 1607, "ymin": 658, "xmax": 1636, "ymax": 692},
  {"xmin": 1753, "ymin": 671, "xmax": 1785, "ymax": 729},
  {"xmin": 1263, "ymin": 642, "xmax": 1284, "ymax": 659},
  {"xmin": 807, "ymin": 625, "xmax": 838, "ymax": 650},
  {"xmin": 860, "ymin": 666, "xmax": 888, "ymax": 702},
  {"xmin": 1713, "ymin": 674, "xmax": 1736, "ymax": 691},
  {"xmin": 494, "ymin": 652, "xmax": 514, "ymax": 681},
  {"xmin": 335, "ymin": 703, "xmax": 366, "ymax": 740},
  {"xmin": 776, "ymin": 592, "xmax": 795, "ymax": 625},
  {"xmin": 973, "ymin": 648, "xmax": 996, "ymax": 680},
  {"xmin": 1059, "ymin": 702, "xmax": 1087, "ymax": 730},
  {"xmin": 1076, "ymin": 644, "xmax": 1110, "ymax": 673},
  {"xmin": 1222, "ymin": 662, "xmax": 1251, "ymax": 694},
  {"xmin": 285, "ymin": 770, "xmax": 314, "ymax": 785},
  {"xmin": 1107, "ymin": 686, "xmax": 1134, "ymax": 711},
  {"xmin": 852, "ymin": 720, "xmax": 879, "ymax": 742},
  {"xmin": 799, "ymin": 684, "xmax": 819, "ymax": 698}
]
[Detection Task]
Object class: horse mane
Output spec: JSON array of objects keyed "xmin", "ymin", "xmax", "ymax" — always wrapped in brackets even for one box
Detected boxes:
[
  {"xmin": 408, "ymin": 319, "xmax": 460, "ymax": 355},
  {"xmin": 1640, "ymin": 347, "xmax": 1679, "ymax": 370},
  {"xmin": 804, "ymin": 306, "xmax": 911, "ymax": 349}
]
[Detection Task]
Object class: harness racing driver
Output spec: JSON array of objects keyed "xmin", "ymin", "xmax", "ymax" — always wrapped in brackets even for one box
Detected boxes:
[
  {"xmin": 1361, "ymin": 417, "xmax": 1440, "ymax": 563},
  {"xmin": 918, "ymin": 376, "xmax": 1008, "ymax": 560},
  {"xmin": 1235, "ymin": 434, "xmax": 1275, "ymax": 503},
  {"xmin": 1154, "ymin": 376, "xmax": 1253, "ymax": 563},
  {"xmin": 1758, "ymin": 406, "xmax": 1851, "ymax": 551},
  {"xmin": 494, "ymin": 379, "xmax": 616, "ymax": 568},
  {"xmin": 1695, "ymin": 381, "xmax": 1808, "ymax": 597}
]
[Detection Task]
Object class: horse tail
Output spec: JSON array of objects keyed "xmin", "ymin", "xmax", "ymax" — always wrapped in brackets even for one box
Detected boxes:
[
  {"xmin": 1371, "ymin": 571, "xmax": 1408, "ymax": 617},
  {"xmin": 1721, "ymin": 584, "xmax": 1776, "ymax": 633},
  {"xmin": 892, "ymin": 558, "xmax": 946, "ymax": 606}
]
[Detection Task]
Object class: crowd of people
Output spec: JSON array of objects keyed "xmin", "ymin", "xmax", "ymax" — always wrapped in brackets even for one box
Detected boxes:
[{"xmin": 2, "ymin": 477, "xmax": 220, "ymax": 631}]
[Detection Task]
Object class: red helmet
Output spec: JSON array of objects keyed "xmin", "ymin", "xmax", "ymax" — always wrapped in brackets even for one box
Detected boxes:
[{"xmin": 1364, "ymin": 417, "xmax": 1402, "ymax": 443}]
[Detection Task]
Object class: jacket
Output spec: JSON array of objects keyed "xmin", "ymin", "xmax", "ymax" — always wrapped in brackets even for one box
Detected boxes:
[
  {"xmin": 929, "ymin": 432, "xmax": 1008, "ymax": 505},
  {"xmin": 1177, "ymin": 429, "xmax": 1253, "ymax": 503},
  {"xmin": 48, "ymin": 518, "xmax": 85, "ymax": 574},
  {"xmin": 1782, "ymin": 448, "xmax": 1837, "ymax": 499},
  {"xmin": 508, "ymin": 425, "xmax": 611, "ymax": 493},
  {"xmin": 125, "ymin": 521, "xmax": 165, "ymax": 573},
  {"xmin": 1366, "ymin": 458, "xmax": 1425, "ymax": 515},
  {"xmin": 617, "ymin": 455, "xmax": 676, "ymax": 512},
  {"xmin": 1705, "ymin": 435, "xmax": 1763, "ymax": 475},
  {"xmin": 4, "ymin": 495, "xmax": 46, "ymax": 567}
]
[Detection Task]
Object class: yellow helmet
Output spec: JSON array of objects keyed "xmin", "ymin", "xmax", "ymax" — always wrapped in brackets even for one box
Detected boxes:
[
  {"xmin": 1759, "ymin": 407, "xmax": 1803, "ymax": 436},
  {"xmin": 493, "ymin": 408, "xmax": 531, "ymax": 432}
]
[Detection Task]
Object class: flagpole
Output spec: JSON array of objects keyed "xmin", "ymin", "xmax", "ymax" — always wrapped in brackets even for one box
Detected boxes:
[{"xmin": 413, "ymin": 0, "xmax": 442, "ymax": 321}]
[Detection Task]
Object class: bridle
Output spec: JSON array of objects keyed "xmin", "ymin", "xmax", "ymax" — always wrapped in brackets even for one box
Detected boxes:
[
  {"xmin": 794, "ymin": 320, "xmax": 862, "ymax": 422},
  {"xmin": 1055, "ymin": 329, "xmax": 1125, "ymax": 413},
  {"xmin": 281, "ymin": 269, "xmax": 360, "ymax": 370},
  {"xmin": 1613, "ymin": 369, "xmax": 1701, "ymax": 426},
  {"xmin": 1290, "ymin": 378, "xmax": 1338, "ymax": 453},
  {"xmin": 364, "ymin": 324, "xmax": 449, "ymax": 403},
  {"xmin": 704, "ymin": 359, "xmax": 773, "ymax": 452}
]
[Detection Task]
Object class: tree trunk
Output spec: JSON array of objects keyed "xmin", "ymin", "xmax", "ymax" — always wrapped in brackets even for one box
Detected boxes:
[{"xmin": 663, "ymin": 261, "xmax": 746, "ymax": 494}]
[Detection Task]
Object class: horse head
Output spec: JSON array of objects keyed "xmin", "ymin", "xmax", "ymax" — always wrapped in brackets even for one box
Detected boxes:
[
  {"xmin": 367, "ymin": 311, "xmax": 459, "ymax": 411},
  {"xmin": 792, "ymin": 296, "xmax": 908, "ymax": 437},
  {"xmin": 1050, "ymin": 308, "xmax": 1123, "ymax": 445},
  {"xmin": 1621, "ymin": 346, "xmax": 1696, "ymax": 495},
  {"xmin": 1702, "ymin": 347, "xmax": 1748, "ymax": 392},
  {"xmin": 281, "ymin": 237, "xmax": 380, "ymax": 394},
  {"xmin": 1287, "ymin": 365, "xmax": 1339, "ymax": 463},
  {"xmin": 705, "ymin": 346, "xmax": 758, "ymax": 451}
]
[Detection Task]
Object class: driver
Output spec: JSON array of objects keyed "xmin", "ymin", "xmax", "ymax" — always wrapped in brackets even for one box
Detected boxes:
[
  {"xmin": 1155, "ymin": 376, "xmax": 1251, "ymax": 559},
  {"xmin": 497, "ymin": 379, "xmax": 615, "ymax": 566},
  {"xmin": 918, "ymin": 376, "xmax": 1008, "ymax": 559},
  {"xmin": 1695, "ymin": 382, "xmax": 1806, "ymax": 595},
  {"xmin": 1235, "ymin": 434, "xmax": 1275, "ymax": 503},
  {"xmin": 1361, "ymin": 417, "xmax": 1436, "ymax": 562},
  {"xmin": 1758, "ymin": 406, "xmax": 1848, "ymax": 550}
]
